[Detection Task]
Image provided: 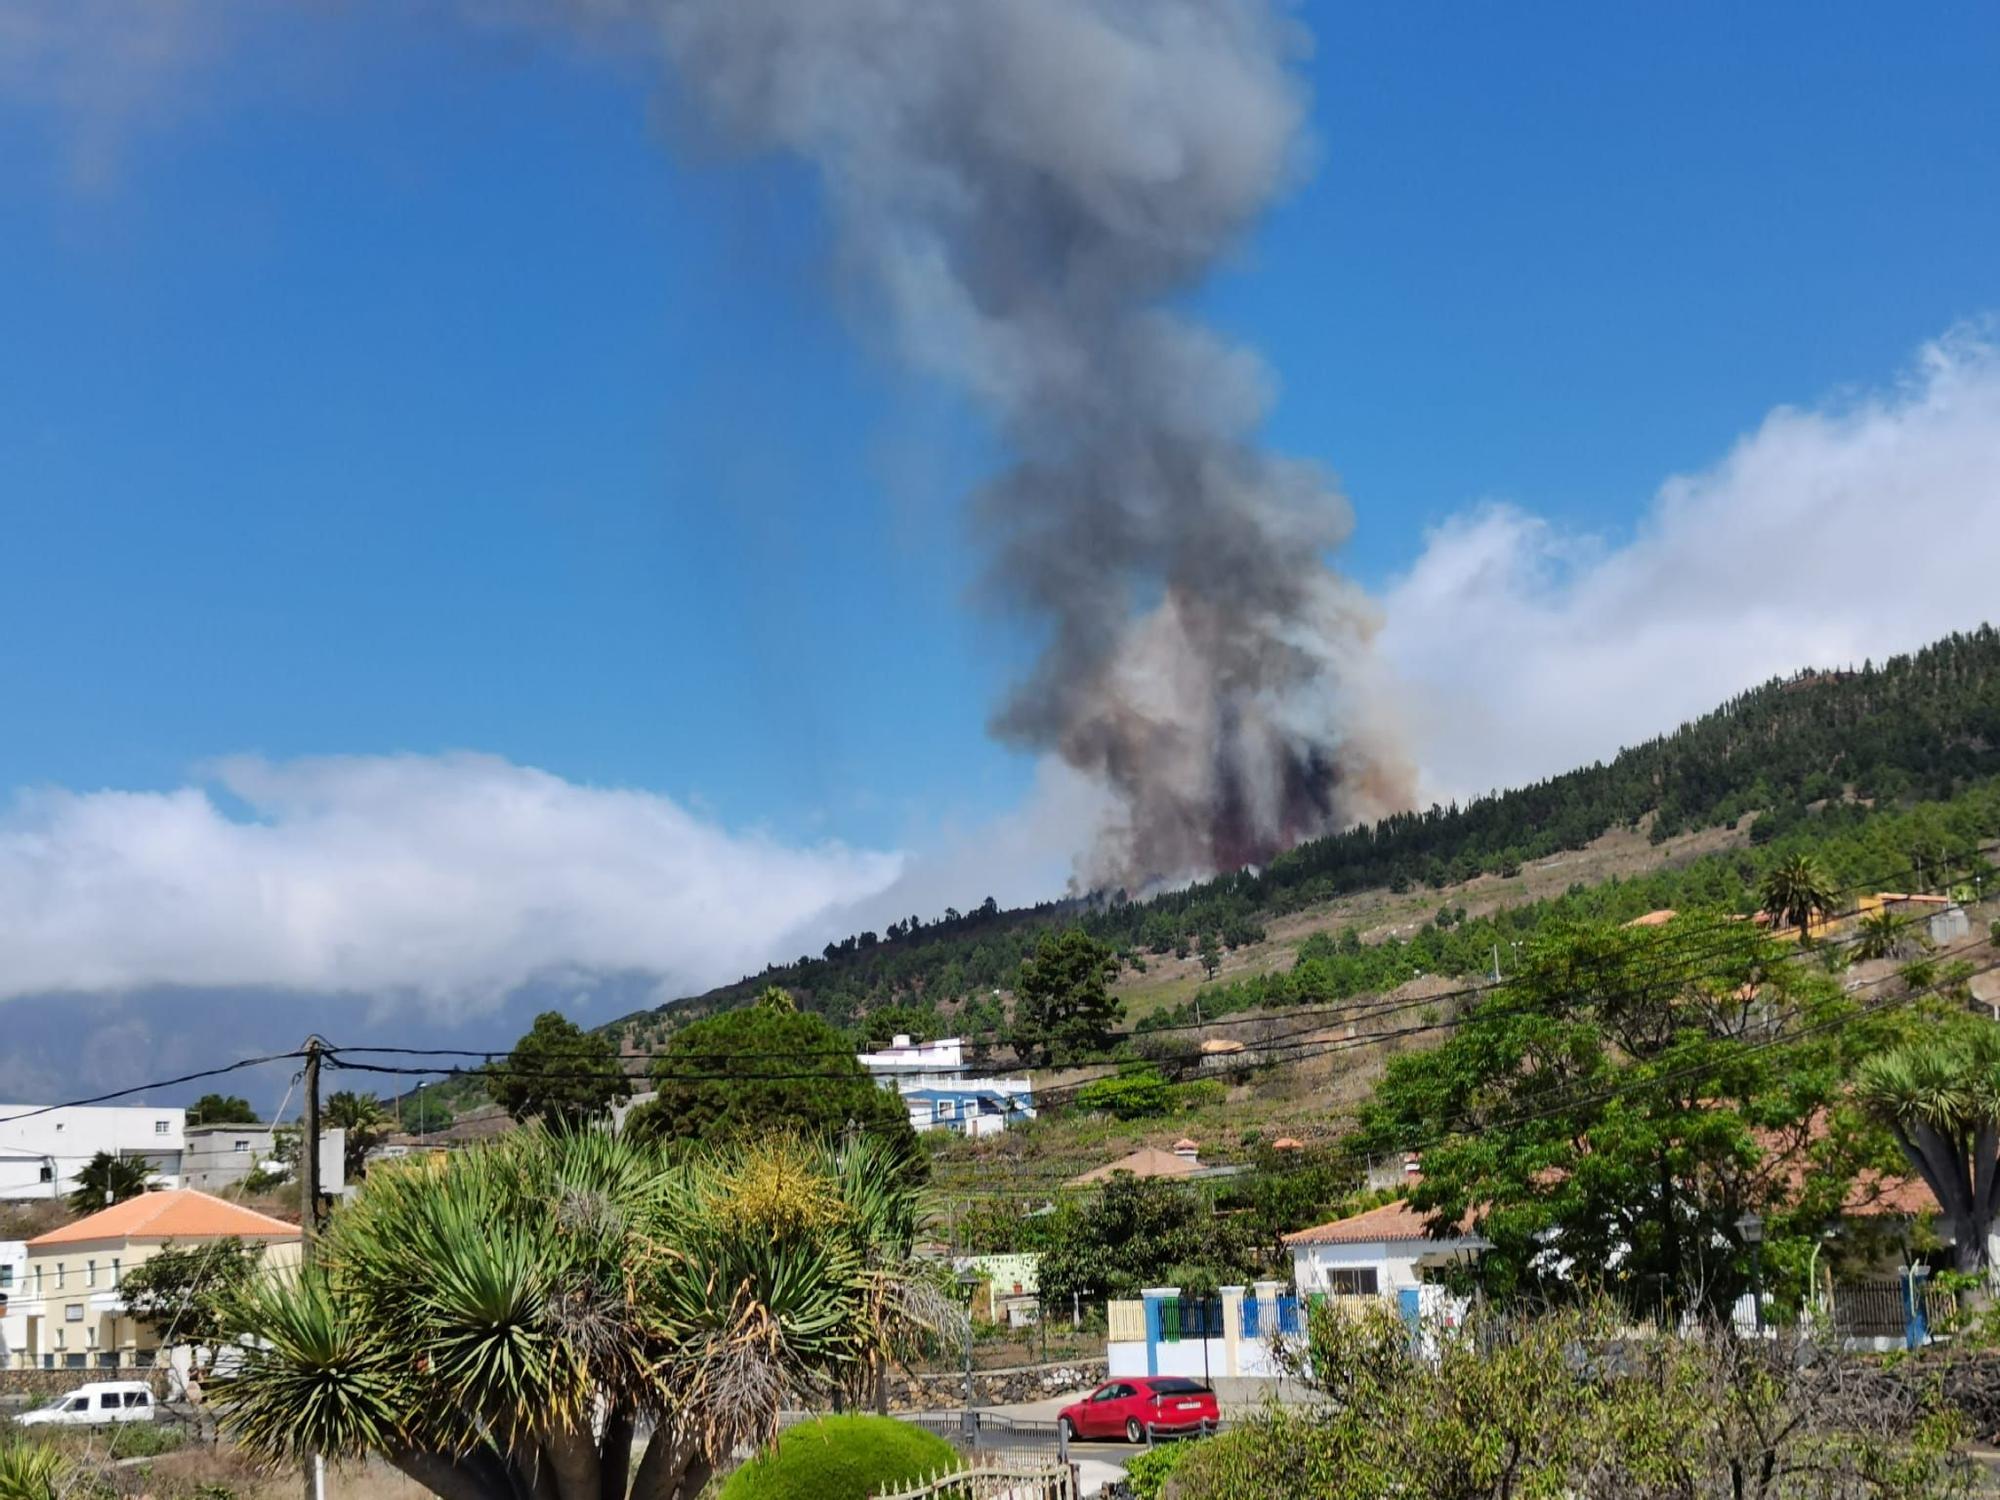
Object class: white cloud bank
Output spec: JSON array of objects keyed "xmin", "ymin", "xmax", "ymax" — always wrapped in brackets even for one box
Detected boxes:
[
  {"xmin": 0, "ymin": 753, "xmax": 904, "ymax": 1012},
  {"xmin": 1382, "ymin": 327, "xmax": 2000, "ymax": 804}
]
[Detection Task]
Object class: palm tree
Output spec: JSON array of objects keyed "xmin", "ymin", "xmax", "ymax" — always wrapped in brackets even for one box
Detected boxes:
[
  {"xmin": 1856, "ymin": 1023, "xmax": 2000, "ymax": 1279},
  {"xmin": 66, "ymin": 1152, "xmax": 153, "ymax": 1215},
  {"xmin": 323, "ymin": 1090, "xmax": 390, "ymax": 1181},
  {"xmin": 214, "ymin": 1129, "xmax": 951, "ymax": 1500},
  {"xmin": 1854, "ymin": 909, "xmax": 1915, "ymax": 963},
  {"xmin": 1759, "ymin": 853, "xmax": 1836, "ymax": 945}
]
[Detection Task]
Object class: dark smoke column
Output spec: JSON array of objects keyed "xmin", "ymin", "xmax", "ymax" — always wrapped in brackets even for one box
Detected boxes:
[{"xmin": 635, "ymin": 0, "xmax": 1413, "ymax": 888}]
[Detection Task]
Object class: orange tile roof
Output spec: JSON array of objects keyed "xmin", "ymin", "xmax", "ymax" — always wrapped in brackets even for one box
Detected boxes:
[
  {"xmin": 28, "ymin": 1190, "xmax": 301, "ymax": 1248},
  {"xmin": 1284, "ymin": 1198, "xmax": 1475, "ymax": 1247}
]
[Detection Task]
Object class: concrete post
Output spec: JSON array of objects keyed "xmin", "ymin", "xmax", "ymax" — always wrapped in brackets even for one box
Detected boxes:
[
  {"xmin": 1219, "ymin": 1285, "xmax": 1246, "ymax": 1376},
  {"xmin": 1140, "ymin": 1286, "xmax": 1179, "ymax": 1377}
]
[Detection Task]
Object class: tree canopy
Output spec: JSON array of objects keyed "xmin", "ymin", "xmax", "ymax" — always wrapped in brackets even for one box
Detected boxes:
[
  {"xmin": 486, "ymin": 1010, "xmax": 632, "ymax": 1130},
  {"xmin": 188, "ymin": 1093, "xmax": 258, "ymax": 1125},
  {"xmin": 1037, "ymin": 1175, "xmax": 1258, "ymax": 1308},
  {"xmin": 1011, "ymin": 928, "xmax": 1123, "ymax": 1065},
  {"xmin": 1357, "ymin": 916, "xmax": 1897, "ymax": 1316},
  {"xmin": 116, "ymin": 1236, "xmax": 266, "ymax": 1364},
  {"xmin": 630, "ymin": 991, "xmax": 916, "ymax": 1158},
  {"xmin": 1856, "ymin": 1016, "xmax": 2000, "ymax": 1277}
]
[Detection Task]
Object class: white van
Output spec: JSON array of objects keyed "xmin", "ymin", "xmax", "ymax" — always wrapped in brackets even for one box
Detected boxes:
[{"xmin": 15, "ymin": 1381, "xmax": 156, "ymax": 1426}]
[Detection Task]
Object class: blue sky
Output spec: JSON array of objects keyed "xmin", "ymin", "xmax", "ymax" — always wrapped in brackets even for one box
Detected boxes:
[{"xmin": 2, "ymin": 1, "xmax": 1999, "ymax": 1073}]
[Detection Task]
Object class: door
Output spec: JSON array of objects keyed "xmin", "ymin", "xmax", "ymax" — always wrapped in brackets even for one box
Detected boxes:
[{"xmin": 1084, "ymin": 1383, "xmax": 1129, "ymax": 1438}]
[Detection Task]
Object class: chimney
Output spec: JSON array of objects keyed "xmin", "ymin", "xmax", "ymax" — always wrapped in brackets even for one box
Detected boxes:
[{"xmin": 1173, "ymin": 1138, "xmax": 1199, "ymax": 1161}]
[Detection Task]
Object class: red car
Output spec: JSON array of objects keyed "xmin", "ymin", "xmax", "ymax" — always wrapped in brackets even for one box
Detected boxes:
[{"xmin": 1057, "ymin": 1376, "xmax": 1219, "ymax": 1444}]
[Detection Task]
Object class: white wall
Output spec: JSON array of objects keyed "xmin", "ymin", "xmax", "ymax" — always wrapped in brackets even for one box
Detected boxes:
[
  {"xmin": 0, "ymin": 1107, "xmax": 186, "ymax": 1201},
  {"xmin": 0, "ymin": 1240, "xmax": 25, "ymax": 1367},
  {"xmin": 183, "ymin": 1126, "xmax": 278, "ymax": 1193},
  {"xmin": 1289, "ymin": 1241, "xmax": 1429, "ymax": 1298}
]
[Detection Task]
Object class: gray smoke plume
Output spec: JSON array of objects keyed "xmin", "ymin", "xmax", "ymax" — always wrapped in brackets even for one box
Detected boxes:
[{"xmin": 621, "ymin": 0, "xmax": 1414, "ymax": 887}]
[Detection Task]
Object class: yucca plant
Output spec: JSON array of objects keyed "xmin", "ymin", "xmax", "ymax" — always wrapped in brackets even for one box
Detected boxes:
[
  {"xmin": 215, "ymin": 1128, "xmax": 946, "ymax": 1500},
  {"xmin": 1856, "ymin": 1022, "xmax": 2000, "ymax": 1280},
  {"xmin": 0, "ymin": 1439, "xmax": 73, "ymax": 1500}
]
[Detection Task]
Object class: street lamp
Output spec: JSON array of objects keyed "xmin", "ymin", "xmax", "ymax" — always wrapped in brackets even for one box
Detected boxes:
[
  {"xmin": 1736, "ymin": 1212, "xmax": 1765, "ymax": 1335},
  {"xmin": 956, "ymin": 1270, "xmax": 981, "ymax": 1444}
]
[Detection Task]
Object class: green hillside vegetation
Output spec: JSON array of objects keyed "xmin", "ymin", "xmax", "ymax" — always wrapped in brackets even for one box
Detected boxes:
[{"xmin": 615, "ymin": 626, "xmax": 2000, "ymax": 1043}]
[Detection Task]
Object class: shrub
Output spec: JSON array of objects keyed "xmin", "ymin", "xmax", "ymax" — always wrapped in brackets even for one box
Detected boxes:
[
  {"xmin": 1167, "ymin": 1302, "xmax": 1968, "ymax": 1500},
  {"xmin": 1123, "ymin": 1440, "xmax": 1192, "ymax": 1499},
  {"xmin": 1075, "ymin": 1067, "xmax": 1173, "ymax": 1120},
  {"xmin": 717, "ymin": 1415, "xmax": 957, "ymax": 1500},
  {"xmin": 1168, "ymin": 1080, "xmax": 1227, "ymax": 1112}
]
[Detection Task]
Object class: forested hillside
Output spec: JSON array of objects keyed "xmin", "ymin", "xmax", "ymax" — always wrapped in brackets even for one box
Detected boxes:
[{"xmin": 617, "ymin": 626, "xmax": 2000, "ymax": 1041}]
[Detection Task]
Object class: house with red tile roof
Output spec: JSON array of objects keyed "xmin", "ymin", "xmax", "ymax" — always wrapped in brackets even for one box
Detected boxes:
[
  {"xmin": 16, "ymin": 1190, "xmax": 299, "ymax": 1372},
  {"xmin": 1283, "ymin": 1198, "xmax": 1487, "ymax": 1311}
]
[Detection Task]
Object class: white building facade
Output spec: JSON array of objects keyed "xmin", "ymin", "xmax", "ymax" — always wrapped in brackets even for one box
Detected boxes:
[
  {"xmin": 0, "ymin": 1239, "xmax": 27, "ymax": 1367},
  {"xmin": 855, "ymin": 1035, "xmax": 1034, "ymax": 1136},
  {"xmin": 0, "ymin": 1107, "xmax": 186, "ymax": 1202}
]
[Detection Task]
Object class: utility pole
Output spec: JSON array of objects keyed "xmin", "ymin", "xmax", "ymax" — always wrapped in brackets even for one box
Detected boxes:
[
  {"xmin": 301, "ymin": 1038, "xmax": 322, "ymax": 1246},
  {"xmin": 299, "ymin": 1037, "xmax": 325, "ymax": 1500}
]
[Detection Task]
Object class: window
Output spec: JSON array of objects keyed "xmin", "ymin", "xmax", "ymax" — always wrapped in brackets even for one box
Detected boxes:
[
  {"xmin": 56, "ymin": 1265, "xmax": 65, "ymax": 1290},
  {"xmin": 154, "ymin": 1120, "xmax": 170, "ymax": 1135},
  {"xmin": 97, "ymin": 1354, "xmax": 119, "ymax": 1370},
  {"xmin": 1322, "ymin": 1267, "xmax": 1380, "ymax": 1297},
  {"xmin": 65, "ymin": 1304, "xmax": 83, "ymax": 1323},
  {"xmin": 33, "ymin": 1267, "xmax": 42, "ymax": 1296},
  {"xmin": 37, "ymin": 1165, "xmax": 51, "ymax": 1183},
  {"xmin": 0, "ymin": 1265, "xmax": 12, "ymax": 1289},
  {"xmin": 63, "ymin": 1355, "xmax": 85, "ymax": 1370},
  {"xmin": 39, "ymin": 1355, "xmax": 52, "ymax": 1370},
  {"xmin": 87, "ymin": 1260, "xmax": 96, "ymax": 1287},
  {"xmin": 133, "ymin": 1350, "xmax": 155, "ymax": 1368},
  {"xmin": 98, "ymin": 1392, "xmax": 119, "ymax": 1408},
  {"xmin": 124, "ymin": 1392, "xmax": 149, "ymax": 1408},
  {"xmin": 111, "ymin": 1258, "xmax": 120, "ymax": 1286},
  {"xmin": 233, "ymin": 1139, "xmax": 250, "ymax": 1153}
]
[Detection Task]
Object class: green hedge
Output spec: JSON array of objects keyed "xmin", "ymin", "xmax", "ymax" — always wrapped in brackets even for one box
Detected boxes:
[{"xmin": 718, "ymin": 1415, "xmax": 958, "ymax": 1500}]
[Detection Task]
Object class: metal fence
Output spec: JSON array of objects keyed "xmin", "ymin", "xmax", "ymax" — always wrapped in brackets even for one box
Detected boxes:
[
  {"xmin": 872, "ymin": 1455, "xmax": 1076, "ymax": 1500},
  {"xmin": 1239, "ymin": 1293, "xmax": 1300, "ymax": 1340},
  {"xmin": 1831, "ymin": 1280, "xmax": 1956, "ymax": 1342},
  {"xmin": 901, "ymin": 1408, "xmax": 1069, "ymax": 1457}
]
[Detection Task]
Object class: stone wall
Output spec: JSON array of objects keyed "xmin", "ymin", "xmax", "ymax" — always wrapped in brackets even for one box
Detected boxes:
[{"xmin": 886, "ymin": 1360, "xmax": 1104, "ymax": 1410}]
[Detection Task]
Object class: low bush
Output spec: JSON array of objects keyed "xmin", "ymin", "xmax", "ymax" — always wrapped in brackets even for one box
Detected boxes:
[
  {"xmin": 1122, "ymin": 1440, "xmax": 1191, "ymax": 1499},
  {"xmin": 1167, "ymin": 1302, "xmax": 1971, "ymax": 1500},
  {"xmin": 717, "ymin": 1415, "xmax": 957, "ymax": 1500}
]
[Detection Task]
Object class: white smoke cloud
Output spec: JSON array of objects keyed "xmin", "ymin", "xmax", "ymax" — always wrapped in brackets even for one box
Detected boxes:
[
  {"xmin": 1382, "ymin": 327, "xmax": 2000, "ymax": 805},
  {"xmin": 0, "ymin": 0, "xmax": 222, "ymax": 186},
  {"xmin": 0, "ymin": 752, "xmax": 904, "ymax": 1012}
]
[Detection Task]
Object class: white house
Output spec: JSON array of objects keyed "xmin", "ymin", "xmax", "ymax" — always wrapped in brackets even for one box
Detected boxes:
[
  {"xmin": 181, "ymin": 1124, "xmax": 279, "ymax": 1193},
  {"xmin": 1283, "ymin": 1198, "xmax": 1486, "ymax": 1322},
  {"xmin": 856, "ymin": 1035, "xmax": 1034, "ymax": 1137},
  {"xmin": 0, "ymin": 1107, "xmax": 186, "ymax": 1202}
]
